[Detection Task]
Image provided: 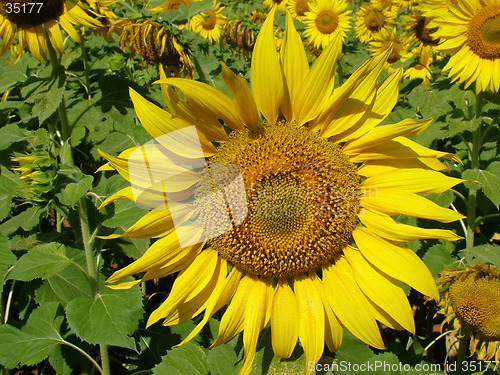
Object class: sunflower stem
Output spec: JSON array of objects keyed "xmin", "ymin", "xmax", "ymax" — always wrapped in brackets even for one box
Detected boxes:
[
  {"xmin": 80, "ymin": 36, "xmax": 92, "ymax": 99},
  {"xmin": 99, "ymin": 344, "xmax": 111, "ymax": 375},
  {"xmin": 456, "ymin": 328, "xmax": 469, "ymax": 367},
  {"xmin": 78, "ymin": 197, "xmax": 98, "ymax": 287}
]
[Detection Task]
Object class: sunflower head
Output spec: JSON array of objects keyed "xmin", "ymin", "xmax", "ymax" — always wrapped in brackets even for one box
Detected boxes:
[
  {"xmin": 370, "ymin": 29, "xmax": 410, "ymax": 67},
  {"xmin": 222, "ymin": 19, "xmax": 256, "ymax": 54},
  {"xmin": 0, "ymin": 0, "xmax": 64, "ymax": 25},
  {"xmin": 404, "ymin": 12, "xmax": 439, "ymax": 46},
  {"xmin": 355, "ymin": 3, "xmax": 396, "ymax": 43},
  {"xmin": 438, "ymin": 264, "xmax": 500, "ymax": 361},
  {"xmin": 287, "ymin": 0, "xmax": 312, "ymax": 20},
  {"xmin": 191, "ymin": 1, "xmax": 227, "ymax": 43},
  {"xmin": 118, "ymin": 19, "xmax": 193, "ymax": 76}
]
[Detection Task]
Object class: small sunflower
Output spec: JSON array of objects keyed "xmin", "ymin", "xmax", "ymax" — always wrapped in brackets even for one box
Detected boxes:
[
  {"xmin": 404, "ymin": 44, "xmax": 435, "ymax": 84},
  {"xmin": 100, "ymin": 9, "xmax": 465, "ymax": 375},
  {"xmin": 288, "ymin": 0, "xmax": 312, "ymax": 20},
  {"xmin": 432, "ymin": 0, "xmax": 500, "ymax": 93},
  {"xmin": 355, "ymin": 2, "xmax": 397, "ymax": 43},
  {"xmin": 117, "ymin": 19, "xmax": 193, "ymax": 76},
  {"xmin": 369, "ymin": 28, "xmax": 411, "ymax": 70},
  {"xmin": 264, "ymin": 0, "xmax": 288, "ymax": 12},
  {"xmin": 191, "ymin": 1, "xmax": 226, "ymax": 43},
  {"xmin": 0, "ymin": 0, "xmax": 100, "ymax": 61},
  {"xmin": 395, "ymin": 0, "xmax": 419, "ymax": 10},
  {"xmin": 437, "ymin": 264, "xmax": 500, "ymax": 362},
  {"xmin": 403, "ymin": 10, "xmax": 439, "ymax": 47},
  {"xmin": 303, "ymin": 0, "xmax": 352, "ymax": 49}
]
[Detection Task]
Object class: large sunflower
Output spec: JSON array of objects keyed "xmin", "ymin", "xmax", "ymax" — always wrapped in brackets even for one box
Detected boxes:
[
  {"xmin": 432, "ymin": 0, "xmax": 500, "ymax": 93},
  {"xmin": 100, "ymin": 9, "xmax": 465, "ymax": 374},
  {"xmin": 303, "ymin": 0, "xmax": 352, "ymax": 49},
  {"xmin": 0, "ymin": 0, "xmax": 100, "ymax": 61},
  {"xmin": 437, "ymin": 264, "xmax": 500, "ymax": 361}
]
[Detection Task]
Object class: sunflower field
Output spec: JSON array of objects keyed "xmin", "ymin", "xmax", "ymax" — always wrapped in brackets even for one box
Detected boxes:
[{"xmin": 0, "ymin": 0, "xmax": 500, "ymax": 374}]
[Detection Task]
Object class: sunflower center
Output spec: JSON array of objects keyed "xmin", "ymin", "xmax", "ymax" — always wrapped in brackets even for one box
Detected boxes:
[
  {"xmin": 364, "ymin": 9, "xmax": 385, "ymax": 32},
  {"xmin": 200, "ymin": 9, "xmax": 217, "ymax": 30},
  {"xmin": 0, "ymin": 0, "xmax": 64, "ymax": 25},
  {"xmin": 449, "ymin": 273, "xmax": 500, "ymax": 339},
  {"xmin": 414, "ymin": 16, "xmax": 439, "ymax": 46},
  {"xmin": 467, "ymin": 5, "xmax": 500, "ymax": 60},
  {"xmin": 382, "ymin": 41, "xmax": 403, "ymax": 64},
  {"xmin": 196, "ymin": 123, "xmax": 361, "ymax": 278},
  {"xmin": 315, "ymin": 10, "xmax": 339, "ymax": 34},
  {"xmin": 295, "ymin": 0, "xmax": 309, "ymax": 17}
]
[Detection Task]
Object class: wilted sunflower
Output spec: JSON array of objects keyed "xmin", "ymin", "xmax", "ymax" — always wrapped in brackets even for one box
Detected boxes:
[
  {"xmin": 100, "ymin": 9, "xmax": 465, "ymax": 375},
  {"xmin": 0, "ymin": 0, "xmax": 100, "ymax": 61},
  {"xmin": 288, "ymin": 0, "xmax": 312, "ymax": 20},
  {"xmin": 355, "ymin": 2, "xmax": 396, "ymax": 43},
  {"xmin": 191, "ymin": 0, "xmax": 226, "ymax": 42},
  {"xmin": 222, "ymin": 19, "xmax": 256, "ymax": 56},
  {"xmin": 437, "ymin": 264, "xmax": 500, "ymax": 361},
  {"xmin": 303, "ymin": 0, "xmax": 352, "ymax": 49},
  {"xmin": 369, "ymin": 28, "xmax": 411, "ymax": 70},
  {"xmin": 432, "ymin": 0, "xmax": 500, "ymax": 93},
  {"xmin": 116, "ymin": 19, "xmax": 192, "ymax": 76},
  {"xmin": 248, "ymin": 9, "xmax": 267, "ymax": 24}
]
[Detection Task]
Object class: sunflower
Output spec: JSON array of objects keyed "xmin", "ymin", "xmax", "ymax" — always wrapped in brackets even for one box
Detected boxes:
[
  {"xmin": 437, "ymin": 264, "xmax": 500, "ymax": 361},
  {"xmin": 100, "ymin": 9, "xmax": 465, "ymax": 375},
  {"xmin": 191, "ymin": 1, "xmax": 226, "ymax": 43},
  {"xmin": 150, "ymin": 0, "xmax": 192, "ymax": 12},
  {"xmin": 403, "ymin": 44, "xmax": 436, "ymax": 84},
  {"xmin": 369, "ymin": 28, "xmax": 411, "ymax": 70},
  {"xmin": 0, "ymin": 0, "xmax": 100, "ymax": 61},
  {"xmin": 303, "ymin": 0, "xmax": 351, "ymax": 49},
  {"xmin": 395, "ymin": 0, "xmax": 419, "ymax": 10},
  {"xmin": 248, "ymin": 9, "xmax": 267, "ymax": 24},
  {"xmin": 431, "ymin": 0, "xmax": 500, "ymax": 93},
  {"xmin": 355, "ymin": 2, "xmax": 397, "ymax": 43},
  {"xmin": 264, "ymin": 0, "xmax": 288, "ymax": 12},
  {"xmin": 403, "ymin": 10, "xmax": 439, "ymax": 47},
  {"xmin": 288, "ymin": 0, "xmax": 312, "ymax": 20}
]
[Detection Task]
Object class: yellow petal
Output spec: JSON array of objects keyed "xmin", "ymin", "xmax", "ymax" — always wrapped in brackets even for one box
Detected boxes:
[
  {"xmin": 334, "ymin": 68, "xmax": 403, "ymax": 143},
  {"xmin": 361, "ymin": 168, "xmax": 464, "ymax": 193},
  {"xmin": 239, "ymin": 277, "xmax": 273, "ymax": 375},
  {"xmin": 45, "ymin": 19, "xmax": 65, "ymax": 55},
  {"xmin": 343, "ymin": 118, "xmax": 433, "ymax": 154},
  {"xmin": 211, "ymin": 274, "xmax": 254, "ymax": 348},
  {"xmin": 59, "ymin": 14, "xmax": 80, "ymax": 43},
  {"xmin": 221, "ymin": 62, "xmax": 259, "ymax": 129},
  {"xmin": 352, "ymin": 227, "xmax": 439, "ymax": 300},
  {"xmin": 176, "ymin": 267, "xmax": 243, "ymax": 346},
  {"xmin": 280, "ymin": 12, "xmax": 309, "ymax": 123},
  {"xmin": 294, "ymin": 273, "xmax": 325, "ymax": 373},
  {"xmin": 98, "ymin": 186, "xmax": 134, "ymax": 209},
  {"xmin": 361, "ymin": 188, "xmax": 465, "ymax": 223},
  {"xmin": 271, "ymin": 278, "xmax": 299, "ymax": 359},
  {"xmin": 344, "ymin": 246, "xmax": 415, "ymax": 333},
  {"xmin": 147, "ymin": 249, "xmax": 219, "ymax": 326},
  {"xmin": 155, "ymin": 78, "xmax": 244, "ymax": 131},
  {"xmin": 250, "ymin": 7, "xmax": 283, "ymax": 124},
  {"xmin": 322, "ymin": 259, "xmax": 385, "ymax": 349},
  {"xmin": 357, "ymin": 158, "xmax": 449, "ymax": 177},
  {"xmin": 359, "ymin": 208, "xmax": 462, "ymax": 241}
]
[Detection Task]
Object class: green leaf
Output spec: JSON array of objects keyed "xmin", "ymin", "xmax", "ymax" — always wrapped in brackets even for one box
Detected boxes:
[
  {"xmin": 0, "ymin": 232, "xmax": 16, "ymax": 285},
  {"xmin": 102, "ymin": 199, "xmax": 147, "ymax": 228},
  {"xmin": 459, "ymin": 244, "xmax": 500, "ymax": 269},
  {"xmin": 0, "ymin": 165, "xmax": 23, "ymax": 195},
  {"xmin": 462, "ymin": 161, "xmax": 500, "ymax": 206},
  {"xmin": 8, "ymin": 242, "xmax": 72, "ymax": 281},
  {"xmin": 0, "ymin": 53, "xmax": 28, "ymax": 92},
  {"xmin": 28, "ymin": 73, "xmax": 66, "ymax": 124},
  {"xmin": 206, "ymin": 342, "xmax": 239, "ymax": 375},
  {"xmin": 335, "ymin": 328, "xmax": 374, "ymax": 365},
  {"xmin": 423, "ymin": 244, "xmax": 454, "ymax": 279},
  {"xmin": 0, "ymin": 205, "xmax": 42, "ymax": 236},
  {"xmin": 0, "ymin": 194, "xmax": 12, "ymax": 221},
  {"xmin": 65, "ymin": 286, "xmax": 143, "ymax": 350},
  {"xmin": 0, "ymin": 123, "xmax": 29, "ymax": 150},
  {"xmin": 0, "ymin": 302, "xmax": 64, "ymax": 368},
  {"xmin": 57, "ymin": 175, "xmax": 94, "ymax": 208},
  {"xmin": 153, "ymin": 343, "xmax": 210, "ymax": 375}
]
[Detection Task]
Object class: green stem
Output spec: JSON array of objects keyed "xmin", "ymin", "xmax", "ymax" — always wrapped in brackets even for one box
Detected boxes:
[
  {"xmin": 456, "ymin": 328, "xmax": 469, "ymax": 366},
  {"xmin": 476, "ymin": 213, "xmax": 500, "ymax": 226},
  {"xmin": 78, "ymin": 197, "xmax": 97, "ymax": 286},
  {"xmin": 100, "ymin": 344, "xmax": 111, "ymax": 375},
  {"xmin": 63, "ymin": 340, "xmax": 104, "ymax": 375},
  {"xmin": 80, "ymin": 36, "xmax": 91, "ymax": 99}
]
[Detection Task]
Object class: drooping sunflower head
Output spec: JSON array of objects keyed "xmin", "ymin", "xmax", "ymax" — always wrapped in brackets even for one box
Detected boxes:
[
  {"xmin": 287, "ymin": 0, "xmax": 312, "ymax": 20},
  {"xmin": 248, "ymin": 9, "xmax": 267, "ymax": 24},
  {"xmin": 222, "ymin": 19, "xmax": 256, "ymax": 55},
  {"xmin": 438, "ymin": 264, "xmax": 500, "ymax": 361},
  {"xmin": 303, "ymin": 0, "xmax": 352, "ymax": 49},
  {"xmin": 355, "ymin": 2, "xmax": 396, "ymax": 43},
  {"xmin": 432, "ymin": 0, "xmax": 500, "ymax": 93},
  {"xmin": 191, "ymin": 1, "xmax": 226, "ymax": 43},
  {"xmin": 101, "ymin": 8, "xmax": 465, "ymax": 375},
  {"xmin": 0, "ymin": 0, "xmax": 100, "ymax": 61},
  {"xmin": 118, "ymin": 19, "xmax": 193, "ymax": 76}
]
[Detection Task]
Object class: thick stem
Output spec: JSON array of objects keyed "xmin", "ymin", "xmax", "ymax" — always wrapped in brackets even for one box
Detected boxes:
[
  {"xmin": 456, "ymin": 328, "xmax": 469, "ymax": 367},
  {"xmin": 78, "ymin": 197, "xmax": 97, "ymax": 287},
  {"xmin": 99, "ymin": 344, "xmax": 111, "ymax": 375},
  {"xmin": 80, "ymin": 36, "xmax": 91, "ymax": 99}
]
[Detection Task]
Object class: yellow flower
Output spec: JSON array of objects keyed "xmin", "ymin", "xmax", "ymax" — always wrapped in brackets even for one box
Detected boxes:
[
  {"xmin": 100, "ymin": 9, "xmax": 465, "ymax": 375},
  {"xmin": 395, "ymin": 0, "xmax": 419, "ymax": 10},
  {"xmin": 191, "ymin": 1, "xmax": 226, "ymax": 43},
  {"xmin": 403, "ymin": 10, "xmax": 440, "ymax": 47},
  {"xmin": 437, "ymin": 264, "xmax": 500, "ymax": 362},
  {"xmin": 287, "ymin": 0, "xmax": 312, "ymax": 20},
  {"xmin": 303, "ymin": 0, "xmax": 352, "ymax": 49},
  {"xmin": 403, "ymin": 44, "xmax": 438, "ymax": 84},
  {"xmin": 355, "ymin": 2, "xmax": 397, "ymax": 43},
  {"xmin": 0, "ymin": 0, "xmax": 100, "ymax": 61},
  {"xmin": 369, "ymin": 28, "xmax": 411, "ymax": 70},
  {"xmin": 264, "ymin": 0, "xmax": 288, "ymax": 12},
  {"xmin": 432, "ymin": 0, "xmax": 500, "ymax": 93}
]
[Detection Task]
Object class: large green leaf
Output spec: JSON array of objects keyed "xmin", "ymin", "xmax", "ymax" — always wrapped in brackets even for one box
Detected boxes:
[
  {"xmin": 0, "ymin": 205, "xmax": 42, "ymax": 236},
  {"xmin": 459, "ymin": 244, "xmax": 500, "ymax": 269},
  {"xmin": 0, "ymin": 123, "xmax": 30, "ymax": 150},
  {"xmin": 463, "ymin": 161, "xmax": 500, "ymax": 207},
  {"xmin": 65, "ymin": 285, "xmax": 143, "ymax": 350},
  {"xmin": 0, "ymin": 232, "xmax": 16, "ymax": 285},
  {"xmin": 0, "ymin": 302, "xmax": 64, "ymax": 368},
  {"xmin": 423, "ymin": 243, "xmax": 455, "ymax": 279},
  {"xmin": 8, "ymin": 242, "xmax": 72, "ymax": 281},
  {"xmin": 153, "ymin": 343, "xmax": 210, "ymax": 375}
]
